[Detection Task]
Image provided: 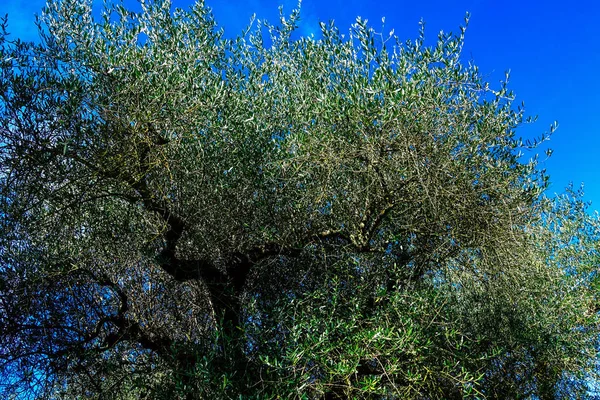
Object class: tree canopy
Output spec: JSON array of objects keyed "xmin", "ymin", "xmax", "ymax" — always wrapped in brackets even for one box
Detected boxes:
[{"xmin": 1, "ymin": 0, "xmax": 599, "ymax": 398}]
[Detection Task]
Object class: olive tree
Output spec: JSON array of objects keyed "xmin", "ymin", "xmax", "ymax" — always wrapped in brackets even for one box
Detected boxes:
[{"xmin": 1, "ymin": 0, "xmax": 598, "ymax": 398}]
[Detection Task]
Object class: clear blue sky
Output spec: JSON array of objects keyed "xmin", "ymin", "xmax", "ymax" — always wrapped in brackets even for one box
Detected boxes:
[{"xmin": 4, "ymin": 0, "xmax": 600, "ymax": 211}]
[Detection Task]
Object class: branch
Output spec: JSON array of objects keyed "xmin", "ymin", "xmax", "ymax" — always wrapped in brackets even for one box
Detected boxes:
[
  {"xmin": 92, "ymin": 272, "xmax": 198, "ymax": 367},
  {"xmin": 42, "ymin": 141, "xmax": 223, "ymax": 284}
]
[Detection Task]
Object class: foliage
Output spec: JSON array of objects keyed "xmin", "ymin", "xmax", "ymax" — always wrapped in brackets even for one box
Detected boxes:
[{"xmin": 1, "ymin": 0, "xmax": 599, "ymax": 398}]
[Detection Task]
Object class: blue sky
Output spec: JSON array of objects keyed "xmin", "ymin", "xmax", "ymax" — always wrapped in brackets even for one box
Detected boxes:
[{"xmin": 3, "ymin": 0, "xmax": 600, "ymax": 211}]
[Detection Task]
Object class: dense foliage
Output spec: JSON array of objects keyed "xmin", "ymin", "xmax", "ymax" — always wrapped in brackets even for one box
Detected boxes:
[{"xmin": 1, "ymin": 0, "xmax": 599, "ymax": 398}]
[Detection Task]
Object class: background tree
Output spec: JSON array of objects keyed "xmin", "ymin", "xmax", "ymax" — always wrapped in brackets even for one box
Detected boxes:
[{"xmin": 1, "ymin": 0, "xmax": 599, "ymax": 398}]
